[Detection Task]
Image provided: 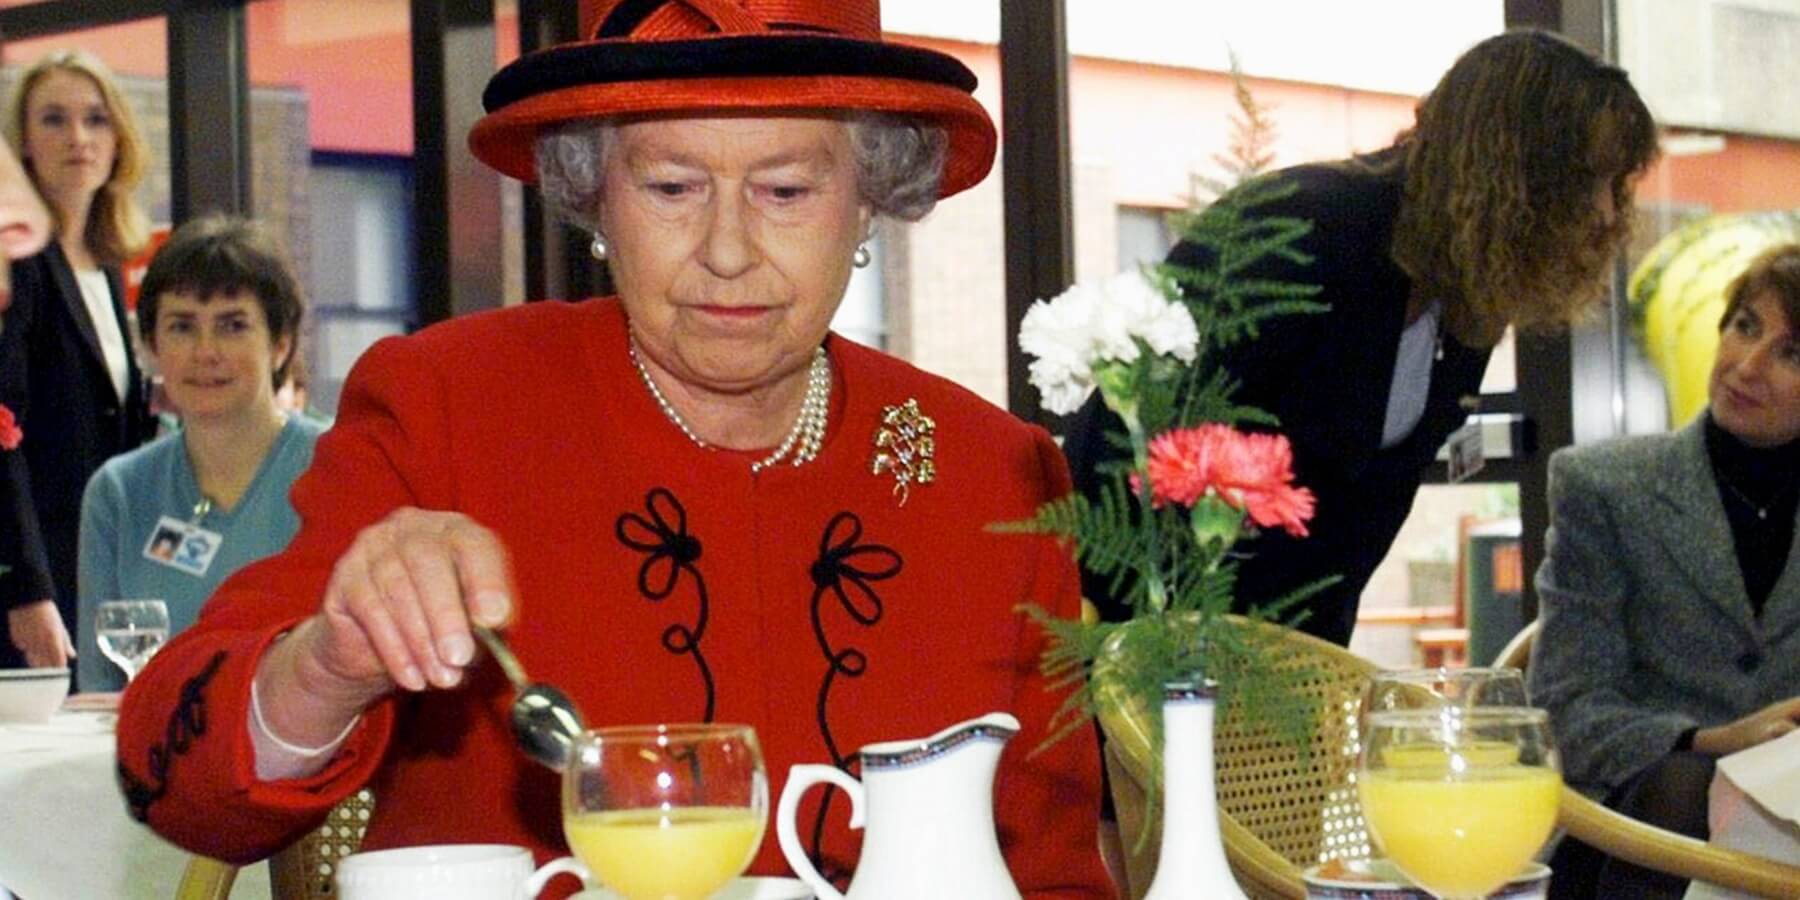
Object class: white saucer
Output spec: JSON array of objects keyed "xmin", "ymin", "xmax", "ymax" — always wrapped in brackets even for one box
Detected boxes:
[{"xmin": 573, "ymin": 877, "xmax": 813, "ymax": 900}]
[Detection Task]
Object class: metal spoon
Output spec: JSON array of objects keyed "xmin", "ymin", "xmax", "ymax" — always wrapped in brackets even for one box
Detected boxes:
[{"xmin": 471, "ymin": 625, "xmax": 585, "ymax": 770}]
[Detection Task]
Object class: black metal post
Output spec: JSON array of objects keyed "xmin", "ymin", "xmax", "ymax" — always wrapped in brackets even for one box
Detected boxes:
[
  {"xmin": 518, "ymin": 0, "xmax": 602, "ymax": 302},
  {"xmin": 167, "ymin": 0, "xmax": 250, "ymax": 220},
  {"xmin": 411, "ymin": 0, "xmax": 504, "ymax": 325},
  {"xmin": 998, "ymin": 0, "xmax": 1073, "ymax": 426},
  {"xmin": 0, "ymin": 0, "xmax": 168, "ymax": 41},
  {"xmin": 1503, "ymin": 0, "xmax": 1608, "ymax": 624}
]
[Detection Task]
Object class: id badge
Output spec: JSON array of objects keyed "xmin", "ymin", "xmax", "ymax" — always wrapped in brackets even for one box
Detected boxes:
[
  {"xmin": 143, "ymin": 515, "xmax": 223, "ymax": 577},
  {"xmin": 1445, "ymin": 421, "xmax": 1485, "ymax": 484}
]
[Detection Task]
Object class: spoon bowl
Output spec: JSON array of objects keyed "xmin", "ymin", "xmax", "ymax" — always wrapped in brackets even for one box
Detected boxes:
[{"xmin": 472, "ymin": 625, "xmax": 585, "ymax": 770}]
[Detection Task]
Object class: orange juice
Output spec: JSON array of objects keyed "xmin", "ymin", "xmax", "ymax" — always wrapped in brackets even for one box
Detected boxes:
[
  {"xmin": 565, "ymin": 806, "xmax": 764, "ymax": 900},
  {"xmin": 1358, "ymin": 765, "xmax": 1561, "ymax": 898},
  {"xmin": 1380, "ymin": 740, "xmax": 1521, "ymax": 768}
]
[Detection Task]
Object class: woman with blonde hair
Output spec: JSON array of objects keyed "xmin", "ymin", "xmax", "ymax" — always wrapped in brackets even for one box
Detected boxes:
[
  {"xmin": 0, "ymin": 49, "xmax": 155, "ymax": 669},
  {"xmin": 1065, "ymin": 29, "xmax": 1660, "ymax": 646}
]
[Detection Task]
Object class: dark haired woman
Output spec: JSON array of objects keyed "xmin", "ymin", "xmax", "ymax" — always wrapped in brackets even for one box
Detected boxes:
[
  {"xmin": 1532, "ymin": 244, "xmax": 1800, "ymax": 898},
  {"xmin": 77, "ymin": 215, "xmax": 319, "ymax": 691},
  {"xmin": 1064, "ymin": 29, "xmax": 1660, "ymax": 646}
]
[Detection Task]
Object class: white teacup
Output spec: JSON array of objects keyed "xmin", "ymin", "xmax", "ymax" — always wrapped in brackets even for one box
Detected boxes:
[{"xmin": 335, "ymin": 844, "xmax": 588, "ymax": 900}]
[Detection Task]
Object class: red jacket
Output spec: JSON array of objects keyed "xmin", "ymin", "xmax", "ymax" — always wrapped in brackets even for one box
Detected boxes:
[{"xmin": 116, "ymin": 298, "xmax": 1109, "ymax": 898}]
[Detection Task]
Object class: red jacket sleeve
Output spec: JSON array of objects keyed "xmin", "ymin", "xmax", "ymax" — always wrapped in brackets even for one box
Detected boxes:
[
  {"xmin": 113, "ymin": 333, "xmax": 456, "ymax": 863},
  {"xmin": 995, "ymin": 427, "xmax": 1112, "ymax": 898}
]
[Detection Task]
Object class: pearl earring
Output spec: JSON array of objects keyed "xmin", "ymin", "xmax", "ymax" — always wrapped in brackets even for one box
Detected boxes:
[
  {"xmin": 853, "ymin": 243, "xmax": 871, "ymax": 269},
  {"xmin": 590, "ymin": 232, "xmax": 608, "ymax": 261}
]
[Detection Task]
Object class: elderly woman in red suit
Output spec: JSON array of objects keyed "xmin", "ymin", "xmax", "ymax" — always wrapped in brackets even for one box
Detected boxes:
[{"xmin": 117, "ymin": 2, "xmax": 1109, "ymax": 897}]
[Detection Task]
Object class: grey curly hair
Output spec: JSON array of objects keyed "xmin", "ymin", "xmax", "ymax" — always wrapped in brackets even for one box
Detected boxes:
[{"xmin": 533, "ymin": 113, "xmax": 948, "ymax": 231}]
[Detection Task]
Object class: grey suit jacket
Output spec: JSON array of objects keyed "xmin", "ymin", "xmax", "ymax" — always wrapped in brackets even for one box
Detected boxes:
[{"xmin": 1528, "ymin": 416, "xmax": 1800, "ymax": 794}]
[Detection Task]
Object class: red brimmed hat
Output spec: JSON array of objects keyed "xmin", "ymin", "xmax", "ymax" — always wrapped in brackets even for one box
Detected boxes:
[{"xmin": 469, "ymin": 0, "xmax": 998, "ymax": 199}]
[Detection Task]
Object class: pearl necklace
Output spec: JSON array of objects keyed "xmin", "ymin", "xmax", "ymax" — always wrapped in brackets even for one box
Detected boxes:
[{"xmin": 627, "ymin": 337, "xmax": 831, "ymax": 473}]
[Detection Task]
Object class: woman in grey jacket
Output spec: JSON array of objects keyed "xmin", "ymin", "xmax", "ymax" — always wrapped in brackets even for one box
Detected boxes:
[{"xmin": 1531, "ymin": 244, "xmax": 1800, "ymax": 899}]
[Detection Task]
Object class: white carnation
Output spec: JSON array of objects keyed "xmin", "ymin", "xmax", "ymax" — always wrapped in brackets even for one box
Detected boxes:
[{"xmin": 1017, "ymin": 270, "xmax": 1199, "ymax": 413}]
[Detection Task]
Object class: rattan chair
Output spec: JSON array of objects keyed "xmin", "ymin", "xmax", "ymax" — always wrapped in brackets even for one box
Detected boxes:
[
  {"xmin": 1102, "ymin": 616, "xmax": 1379, "ymax": 899},
  {"xmin": 172, "ymin": 789, "xmax": 375, "ymax": 899},
  {"xmin": 1497, "ymin": 620, "xmax": 1800, "ymax": 898},
  {"xmin": 174, "ymin": 856, "xmax": 236, "ymax": 900}
]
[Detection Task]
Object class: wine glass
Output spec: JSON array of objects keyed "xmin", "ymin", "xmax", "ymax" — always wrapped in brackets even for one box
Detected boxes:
[
  {"xmin": 1363, "ymin": 667, "xmax": 1529, "ymax": 718},
  {"xmin": 95, "ymin": 599, "xmax": 170, "ymax": 683},
  {"xmin": 1357, "ymin": 706, "xmax": 1562, "ymax": 899},
  {"xmin": 563, "ymin": 723, "xmax": 768, "ymax": 900}
]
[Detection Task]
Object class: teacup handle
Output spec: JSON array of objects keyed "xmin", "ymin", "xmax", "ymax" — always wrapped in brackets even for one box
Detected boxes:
[
  {"xmin": 776, "ymin": 763, "xmax": 865, "ymax": 900},
  {"xmin": 525, "ymin": 855, "xmax": 589, "ymax": 898}
]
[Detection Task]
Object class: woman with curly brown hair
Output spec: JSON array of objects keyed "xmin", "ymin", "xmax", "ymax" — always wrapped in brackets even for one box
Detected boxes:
[{"xmin": 1064, "ymin": 29, "xmax": 1659, "ymax": 646}]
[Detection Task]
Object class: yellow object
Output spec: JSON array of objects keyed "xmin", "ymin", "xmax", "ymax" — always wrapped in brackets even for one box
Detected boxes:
[
  {"xmin": 1358, "ymin": 765, "xmax": 1561, "ymax": 898},
  {"xmin": 1629, "ymin": 212, "xmax": 1800, "ymax": 425},
  {"xmin": 565, "ymin": 806, "xmax": 764, "ymax": 900},
  {"xmin": 173, "ymin": 856, "xmax": 236, "ymax": 900}
]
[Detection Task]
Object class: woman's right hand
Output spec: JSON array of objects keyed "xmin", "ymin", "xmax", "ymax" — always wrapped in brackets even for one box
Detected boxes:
[
  {"xmin": 6, "ymin": 600, "xmax": 75, "ymax": 668},
  {"xmin": 255, "ymin": 508, "xmax": 516, "ymax": 745},
  {"xmin": 1694, "ymin": 697, "xmax": 1800, "ymax": 756}
]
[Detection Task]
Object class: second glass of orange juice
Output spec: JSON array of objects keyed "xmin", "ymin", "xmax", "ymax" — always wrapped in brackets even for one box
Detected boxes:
[{"xmin": 1357, "ymin": 707, "xmax": 1561, "ymax": 900}]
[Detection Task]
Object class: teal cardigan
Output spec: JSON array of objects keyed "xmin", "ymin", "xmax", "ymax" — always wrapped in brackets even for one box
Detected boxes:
[{"xmin": 76, "ymin": 415, "xmax": 325, "ymax": 691}]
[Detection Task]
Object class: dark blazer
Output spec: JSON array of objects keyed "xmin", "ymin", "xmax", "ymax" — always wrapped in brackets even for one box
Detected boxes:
[
  {"xmin": 1062, "ymin": 150, "xmax": 1492, "ymax": 646},
  {"xmin": 1529, "ymin": 417, "xmax": 1800, "ymax": 794},
  {"xmin": 0, "ymin": 242, "xmax": 151, "ymax": 667}
]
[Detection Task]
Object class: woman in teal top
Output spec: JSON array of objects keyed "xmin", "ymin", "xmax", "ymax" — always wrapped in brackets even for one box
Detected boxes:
[{"xmin": 77, "ymin": 215, "xmax": 317, "ymax": 691}]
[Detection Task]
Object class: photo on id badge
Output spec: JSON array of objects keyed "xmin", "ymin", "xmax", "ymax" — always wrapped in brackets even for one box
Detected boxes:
[{"xmin": 143, "ymin": 515, "xmax": 222, "ymax": 576}]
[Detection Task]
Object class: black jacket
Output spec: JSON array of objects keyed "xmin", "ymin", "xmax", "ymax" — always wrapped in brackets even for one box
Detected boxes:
[
  {"xmin": 0, "ymin": 242, "xmax": 152, "ymax": 666},
  {"xmin": 1062, "ymin": 152, "xmax": 1492, "ymax": 646}
]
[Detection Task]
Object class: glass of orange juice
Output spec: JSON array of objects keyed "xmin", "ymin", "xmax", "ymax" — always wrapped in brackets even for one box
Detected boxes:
[
  {"xmin": 1363, "ymin": 667, "xmax": 1530, "ymax": 718},
  {"xmin": 1357, "ymin": 707, "xmax": 1561, "ymax": 900},
  {"xmin": 563, "ymin": 723, "xmax": 768, "ymax": 900}
]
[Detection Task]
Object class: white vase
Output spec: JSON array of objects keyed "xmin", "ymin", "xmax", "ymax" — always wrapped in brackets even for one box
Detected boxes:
[{"xmin": 1141, "ymin": 680, "xmax": 1247, "ymax": 900}]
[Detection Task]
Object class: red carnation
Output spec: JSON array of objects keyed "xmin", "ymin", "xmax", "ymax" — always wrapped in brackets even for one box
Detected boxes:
[
  {"xmin": 0, "ymin": 404, "xmax": 19, "ymax": 451},
  {"xmin": 1140, "ymin": 424, "xmax": 1316, "ymax": 537}
]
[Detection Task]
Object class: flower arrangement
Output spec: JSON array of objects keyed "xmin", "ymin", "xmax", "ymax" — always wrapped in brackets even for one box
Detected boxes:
[{"xmin": 994, "ymin": 175, "xmax": 1337, "ymax": 826}]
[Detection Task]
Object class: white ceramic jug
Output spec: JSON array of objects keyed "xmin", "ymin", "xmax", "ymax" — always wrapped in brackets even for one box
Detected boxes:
[{"xmin": 775, "ymin": 712, "xmax": 1024, "ymax": 900}]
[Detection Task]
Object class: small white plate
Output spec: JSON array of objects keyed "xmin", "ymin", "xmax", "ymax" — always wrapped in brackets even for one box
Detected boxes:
[{"xmin": 574, "ymin": 877, "xmax": 813, "ymax": 900}]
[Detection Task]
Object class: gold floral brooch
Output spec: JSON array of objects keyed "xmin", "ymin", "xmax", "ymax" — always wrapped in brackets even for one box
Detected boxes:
[{"xmin": 871, "ymin": 398, "xmax": 936, "ymax": 506}]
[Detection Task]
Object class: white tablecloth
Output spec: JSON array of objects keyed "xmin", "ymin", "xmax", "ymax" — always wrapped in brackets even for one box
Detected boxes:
[{"xmin": 0, "ymin": 711, "xmax": 271, "ymax": 899}]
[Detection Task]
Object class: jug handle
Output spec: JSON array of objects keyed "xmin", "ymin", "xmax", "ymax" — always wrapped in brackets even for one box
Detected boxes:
[
  {"xmin": 776, "ymin": 763, "xmax": 865, "ymax": 900},
  {"xmin": 524, "ymin": 855, "xmax": 588, "ymax": 897}
]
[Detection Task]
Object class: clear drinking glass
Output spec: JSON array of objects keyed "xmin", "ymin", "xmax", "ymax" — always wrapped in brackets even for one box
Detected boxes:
[
  {"xmin": 1363, "ymin": 667, "xmax": 1530, "ymax": 718},
  {"xmin": 563, "ymin": 723, "xmax": 768, "ymax": 900},
  {"xmin": 94, "ymin": 599, "xmax": 170, "ymax": 682},
  {"xmin": 1358, "ymin": 707, "xmax": 1562, "ymax": 900}
]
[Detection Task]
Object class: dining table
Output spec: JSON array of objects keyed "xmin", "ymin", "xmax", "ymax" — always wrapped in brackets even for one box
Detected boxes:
[{"xmin": 0, "ymin": 699, "xmax": 271, "ymax": 899}]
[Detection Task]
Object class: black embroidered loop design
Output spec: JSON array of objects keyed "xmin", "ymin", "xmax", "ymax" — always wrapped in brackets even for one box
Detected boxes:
[
  {"xmin": 118, "ymin": 651, "xmax": 227, "ymax": 822},
  {"xmin": 804, "ymin": 511, "xmax": 902, "ymax": 881},
  {"xmin": 615, "ymin": 487, "xmax": 715, "ymax": 721}
]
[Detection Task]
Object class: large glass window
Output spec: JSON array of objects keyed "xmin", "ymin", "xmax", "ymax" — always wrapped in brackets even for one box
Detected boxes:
[
  {"xmin": 1048, "ymin": 5, "xmax": 1508, "ymax": 667},
  {"xmin": 3, "ymin": 20, "xmax": 172, "ymax": 410},
  {"xmin": 1607, "ymin": 0, "xmax": 1800, "ymax": 439}
]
